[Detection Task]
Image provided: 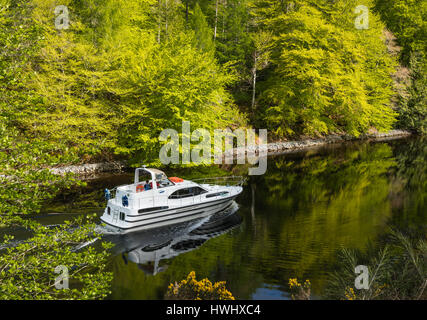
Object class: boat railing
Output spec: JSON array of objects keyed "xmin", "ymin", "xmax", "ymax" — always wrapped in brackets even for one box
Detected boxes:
[
  {"xmin": 108, "ymin": 187, "xmax": 118, "ymax": 200},
  {"xmin": 191, "ymin": 176, "xmax": 247, "ymax": 187},
  {"xmin": 108, "ymin": 185, "xmax": 128, "ymax": 201}
]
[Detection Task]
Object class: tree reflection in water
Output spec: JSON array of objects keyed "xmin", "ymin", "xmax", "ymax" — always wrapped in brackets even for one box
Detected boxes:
[{"xmin": 49, "ymin": 137, "xmax": 425, "ymax": 300}]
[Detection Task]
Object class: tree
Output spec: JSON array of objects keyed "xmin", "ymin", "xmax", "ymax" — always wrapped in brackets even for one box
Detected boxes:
[
  {"xmin": 374, "ymin": 0, "xmax": 427, "ymax": 133},
  {"xmin": 373, "ymin": 0, "xmax": 426, "ymax": 65},
  {"xmin": 250, "ymin": 31, "xmax": 272, "ymax": 110},
  {"xmin": 191, "ymin": 2, "xmax": 214, "ymax": 53},
  {"xmin": 0, "ymin": 0, "xmax": 113, "ymax": 300},
  {"xmin": 255, "ymin": 0, "xmax": 397, "ymax": 137},
  {"xmin": 397, "ymin": 53, "xmax": 427, "ymax": 133},
  {"xmin": 107, "ymin": 31, "xmax": 245, "ymax": 165},
  {"xmin": 0, "ymin": 217, "xmax": 113, "ymax": 300},
  {"xmin": 214, "ymin": 0, "xmax": 254, "ymax": 109}
]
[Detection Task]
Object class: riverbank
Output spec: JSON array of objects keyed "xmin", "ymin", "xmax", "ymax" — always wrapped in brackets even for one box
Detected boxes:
[
  {"xmin": 242, "ymin": 129, "xmax": 412, "ymax": 156},
  {"xmin": 49, "ymin": 161, "xmax": 127, "ymax": 176},
  {"xmin": 49, "ymin": 130, "xmax": 412, "ymax": 177}
]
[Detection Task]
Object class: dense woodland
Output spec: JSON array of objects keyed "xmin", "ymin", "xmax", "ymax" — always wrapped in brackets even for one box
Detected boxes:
[
  {"xmin": 0, "ymin": 0, "xmax": 425, "ymax": 299},
  {"xmin": 1, "ymin": 0, "xmax": 425, "ymax": 165}
]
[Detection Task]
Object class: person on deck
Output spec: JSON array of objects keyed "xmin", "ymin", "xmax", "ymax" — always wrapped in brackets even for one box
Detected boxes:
[{"xmin": 144, "ymin": 180, "xmax": 151, "ymax": 191}]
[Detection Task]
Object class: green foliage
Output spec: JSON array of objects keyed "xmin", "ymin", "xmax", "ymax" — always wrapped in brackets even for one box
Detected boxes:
[
  {"xmin": 0, "ymin": 0, "xmax": 425, "ymax": 301},
  {"xmin": 191, "ymin": 2, "xmax": 214, "ymax": 53},
  {"xmin": 374, "ymin": 0, "xmax": 426, "ymax": 65},
  {"xmin": 0, "ymin": 0, "xmax": 246, "ymax": 300},
  {"xmin": 0, "ymin": 0, "xmax": 42, "ymax": 128},
  {"xmin": 396, "ymin": 54, "xmax": 427, "ymax": 133},
  {"xmin": 0, "ymin": 1, "xmax": 113, "ymax": 300},
  {"xmin": 106, "ymin": 30, "xmax": 245, "ymax": 165},
  {"xmin": 0, "ymin": 116, "xmax": 113, "ymax": 299},
  {"xmin": 0, "ymin": 0, "xmax": 79, "ymax": 221},
  {"xmin": 7, "ymin": 0, "xmax": 245, "ymax": 165},
  {"xmin": 215, "ymin": 0, "xmax": 252, "ymax": 66},
  {"xmin": 215, "ymin": 0, "xmax": 254, "ymax": 108},
  {"xmin": 374, "ymin": 0, "xmax": 427, "ymax": 133},
  {"xmin": 0, "ymin": 216, "xmax": 113, "ymax": 299},
  {"xmin": 0, "ymin": 101, "xmax": 112, "ymax": 301},
  {"xmin": 256, "ymin": 0, "xmax": 397, "ymax": 137},
  {"xmin": 325, "ymin": 228, "xmax": 427, "ymax": 300},
  {"xmin": 3, "ymin": 0, "xmax": 422, "ymax": 166},
  {"xmin": 0, "ymin": 114, "xmax": 113, "ymax": 299},
  {"xmin": 165, "ymin": 271, "xmax": 235, "ymax": 300}
]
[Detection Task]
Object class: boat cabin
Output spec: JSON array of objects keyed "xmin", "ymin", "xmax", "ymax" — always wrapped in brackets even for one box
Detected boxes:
[{"xmin": 119, "ymin": 167, "xmax": 178, "ymax": 194}]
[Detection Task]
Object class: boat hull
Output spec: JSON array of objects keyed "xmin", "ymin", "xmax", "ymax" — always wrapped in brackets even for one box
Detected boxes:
[{"xmin": 100, "ymin": 196, "xmax": 237, "ymax": 234}]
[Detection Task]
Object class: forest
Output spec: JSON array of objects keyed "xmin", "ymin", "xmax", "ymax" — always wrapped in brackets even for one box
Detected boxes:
[
  {"xmin": 1, "ymin": 0, "xmax": 425, "ymax": 165},
  {"xmin": 0, "ymin": 0, "xmax": 425, "ymax": 299}
]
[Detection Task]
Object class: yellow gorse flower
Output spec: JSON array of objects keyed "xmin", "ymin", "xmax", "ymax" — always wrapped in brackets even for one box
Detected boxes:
[
  {"xmin": 288, "ymin": 278, "xmax": 301, "ymax": 288},
  {"xmin": 344, "ymin": 287, "xmax": 357, "ymax": 300},
  {"xmin": 166, "ymin": 271, "xmax": 235, "ymax": 300}
]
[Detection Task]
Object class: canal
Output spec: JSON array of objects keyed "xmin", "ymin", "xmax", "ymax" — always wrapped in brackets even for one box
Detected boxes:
[{"xmin": 27, "ymin": 136, "xmax": 427, "ymax": 299}]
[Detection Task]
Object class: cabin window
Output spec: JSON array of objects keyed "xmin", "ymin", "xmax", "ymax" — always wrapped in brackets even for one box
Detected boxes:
[
  {"xmin": 206, "ymin": 191, "xmax": 229, "ymax": 198},
  {"xmin": 169, "ymin": 188, "xmax": 192, "ymax": 199},
  {"xmin": 191, "ymin": 187, "xmax": 208, "ymax": 195},
  {"xmin": 107, "ymin": 207, "xmax": 111, "ymax": 215},
  {"xmin": 120, "ymin": 212, "xmax": 125, "ymax": 221},
  {"xmin": 168, "ymin": 187, "xmax": 207, "ymax": 199}
]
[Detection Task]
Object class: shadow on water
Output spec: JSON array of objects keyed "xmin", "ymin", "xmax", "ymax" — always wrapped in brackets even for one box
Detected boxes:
[{"xmin": 8, "ymin": 136, "xmax": 424, "ymax": 299}]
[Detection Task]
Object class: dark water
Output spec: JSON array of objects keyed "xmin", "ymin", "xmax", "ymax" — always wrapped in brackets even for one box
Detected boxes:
[{"xmin": 36, "ymin": 137, "xmax": 427, "ymax": 299}]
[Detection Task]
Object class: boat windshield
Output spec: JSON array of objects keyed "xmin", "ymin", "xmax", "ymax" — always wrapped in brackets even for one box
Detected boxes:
[
  {"xmin": 156, "ymin": 173, "xmax": 174, "ymax": 188},
  {"xmin": 155, "ymin": 173, "xmax": 166, "ymax": 180}
]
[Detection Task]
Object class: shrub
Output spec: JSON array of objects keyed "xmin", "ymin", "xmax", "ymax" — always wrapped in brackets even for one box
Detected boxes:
[
  {"xmin": 325, "ymin": 228, "xmax": 427, "ymax": 300},
  {"xmin": 288, "ymin": 278, "xmax": 311, "ymax": 300},
  {"xmin": 165, "ymin": 271, "xmax": 235, "ymax": 300}
]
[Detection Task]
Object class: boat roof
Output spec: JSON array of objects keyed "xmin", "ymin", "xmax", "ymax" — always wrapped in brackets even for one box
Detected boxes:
[
  {"xmin": 145, "ymin": 168, "xmax": 166, "ymax": 175},
  {"xmin": 134, "ymin": 167, "xmax": 168, "ymax": 185},
  {"xmin": 135, "ymin": 167, "xmax": 166, "ymax": 175}
]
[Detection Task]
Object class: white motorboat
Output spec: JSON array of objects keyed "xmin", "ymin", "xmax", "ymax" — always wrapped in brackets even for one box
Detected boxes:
[{"xmin": 100, "ymin": 166, "xmax": 245, "ymax": 233}]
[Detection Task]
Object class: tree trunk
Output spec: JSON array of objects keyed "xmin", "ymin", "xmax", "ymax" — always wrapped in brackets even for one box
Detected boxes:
[
  {"xmin": 222, "ymin": 0, "xmax": 226, "ymax": 38},
  {"xmin": 214, "ymin": 0, "xmax": 219, "ymax": 41},
  {"xmin": 165, "ymin": 0, "xmax": 168, "ymax": 39},
  {"xmin": 252, "ymin": 55, "xmax": 257, "ymax": 110},
  {"xmin": 185, "ymin": 1, "xmax": 189, "ymax": 24},
  {"xmin": 157, "ymin": 0, "xmax": 161, "ymax": 43}
]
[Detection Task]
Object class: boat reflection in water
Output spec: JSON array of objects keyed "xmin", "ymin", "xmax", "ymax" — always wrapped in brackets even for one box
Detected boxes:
[{"xmin": 104, "ymin": 201, "xmax": 242, "ymax": 275}]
